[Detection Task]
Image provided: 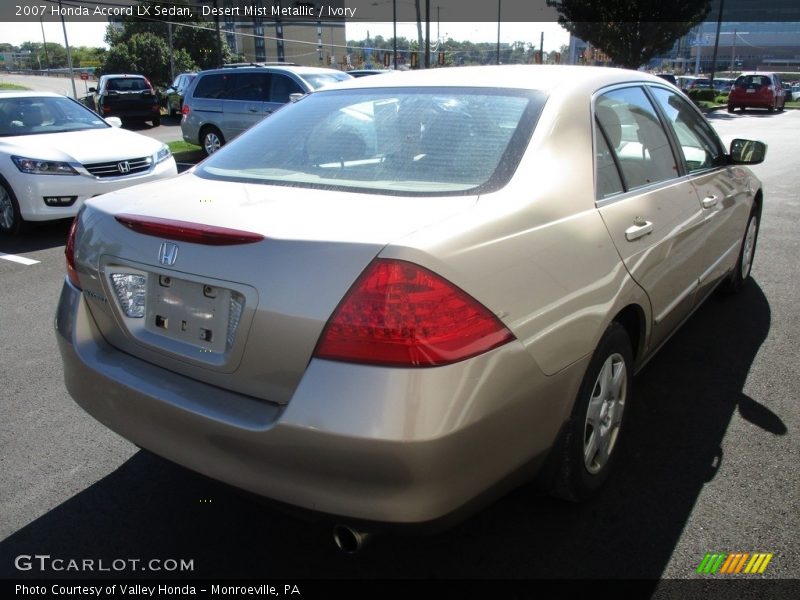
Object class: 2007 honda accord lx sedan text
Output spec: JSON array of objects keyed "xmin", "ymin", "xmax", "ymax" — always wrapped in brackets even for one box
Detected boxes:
[{"xmin": 56, "ymin": 66, "xmax": 766, "ymax": 550}]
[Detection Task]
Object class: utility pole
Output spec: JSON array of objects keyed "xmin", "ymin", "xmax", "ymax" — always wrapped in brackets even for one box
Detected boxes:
[
  {"xmin": 57, "ymin": 0, "xmax": 77, "ymax": 98},
  {"xmin": 424, "ymin": 0, "xmax": 430, "ymax": 68},
  {"xmin": 496, "ymin": 0, "xmax": 501, "ymax": 65},
  {"xmin": 540, "ymin": 31, "xmax": 544, "ymax": 62}
]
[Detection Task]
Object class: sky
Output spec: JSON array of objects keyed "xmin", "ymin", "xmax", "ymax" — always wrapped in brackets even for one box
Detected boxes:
[{"xmin": 0, "ymin": 20, "xmax": 570, "ymax": 52}]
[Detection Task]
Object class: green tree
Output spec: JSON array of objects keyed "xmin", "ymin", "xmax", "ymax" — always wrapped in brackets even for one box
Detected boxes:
[
  {"xmin": 106, "ymin": 0, "xmax": 234, "ymax": 71},
  {"xmin": 101, "ymin": 32, "xmax": 193, "ymax": 86},
  {"xmin": 546, "ymin": 0, "xmax": 711, "ymax": 68}
]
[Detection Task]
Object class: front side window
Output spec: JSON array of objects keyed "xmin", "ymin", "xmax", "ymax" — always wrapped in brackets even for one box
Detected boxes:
[
  {"xmin": 650, "ymin": 87, "xmax": 726, "ymax": 173},
  {"xmin": 197, "ymin": 87, "xmax": 544, "ymax": 195},
  {"xmin": 269, "ymin": 74, "xmax": 303, "ymax": 103},
  {"xmin": 595, "ymin": 87, "xmax": 678, "ymax": 190}
]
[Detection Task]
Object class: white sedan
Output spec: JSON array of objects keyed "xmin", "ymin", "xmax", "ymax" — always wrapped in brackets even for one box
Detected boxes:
[{"xmin": 0, "ymin": 91, "xmax": 177, "ymax": 235}]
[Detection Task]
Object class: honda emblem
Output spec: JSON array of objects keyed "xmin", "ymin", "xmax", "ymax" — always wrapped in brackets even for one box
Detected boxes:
[
  {"xmin": 158, "ymin": 242, "xmax": 179, "ymax": 266},
  {"xmin": 118, "ymin": 161, "xmax": 131, "ymax": 174}
]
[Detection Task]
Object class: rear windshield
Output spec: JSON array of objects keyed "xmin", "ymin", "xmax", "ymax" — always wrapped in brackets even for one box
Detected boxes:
[
  {"xmin": 197, "ymin": 87, "xmax": 545, "ymax": 195},
  {"xmin": 105, "ymin": 77, "xmax": 151, "ymax": 91},
  {"xmin": 735, "ymin": 75, "xmax": 771, "ymax": 88}
]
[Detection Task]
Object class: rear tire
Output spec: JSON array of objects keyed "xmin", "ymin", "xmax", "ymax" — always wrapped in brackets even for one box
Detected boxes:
[
  {"xmin": 723, "ymin": 208, "xmax": 759, "ymax": 294},
  {"xmin": 152, "ymin": 116, "xmax": 161, "ymax": 127},
  {"xmin": 0, "ymin": 180, "xmax": 27, "ymax": 236},
  {"xmin": 201, "ymin": 126, "xmax": 225, "ymax": 156},
  {"xmin": 550, "ymin": 322, "xmax": 632, "ymax": 502}
]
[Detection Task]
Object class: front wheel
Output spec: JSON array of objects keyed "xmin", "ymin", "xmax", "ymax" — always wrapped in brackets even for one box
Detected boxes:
[
  {"xmin": 0, "ymin": 181, "xmax": 26, "ymax": 236},
  {"xmin": 551, "ymin": 322, "xmax": 633, "ymax": 502},
  {"xmin": 723, "ymin": 209, "xmax": 759, "ymax": 293}
]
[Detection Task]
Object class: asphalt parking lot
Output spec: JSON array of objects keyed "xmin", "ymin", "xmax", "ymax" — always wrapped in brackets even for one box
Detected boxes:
[{"xmin": 0, "ymin": 76, "xmax": 798, "ymax": 594}]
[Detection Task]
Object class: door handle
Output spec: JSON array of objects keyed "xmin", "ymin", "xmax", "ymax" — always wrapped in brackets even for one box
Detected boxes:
[
  {"xmin": 248, "ymin": 107, "xmax": 259, "ymax": 112},
  {"xmin": 702, "ymin": 195, "xmax": 718, "ymax": 209},
  {"xmin": 625, "ymin": 220, "xmax": 654, "ymax": 241}
]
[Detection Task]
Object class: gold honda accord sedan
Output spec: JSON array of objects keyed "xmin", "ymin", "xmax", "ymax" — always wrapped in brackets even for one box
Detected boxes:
[{"xmin": 56, "ymin": 66, "xmax": 765, "ymax": 549}]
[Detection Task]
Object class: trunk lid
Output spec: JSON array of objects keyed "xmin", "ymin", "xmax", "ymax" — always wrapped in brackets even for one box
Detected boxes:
[{"xmin": 74, "ymin": 174, "xmax": 477, "ymax": 404}]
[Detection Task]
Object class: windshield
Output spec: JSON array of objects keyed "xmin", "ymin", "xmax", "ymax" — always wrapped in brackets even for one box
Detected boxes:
[
  {"xmin": 0, "ymin": 95, "xmax": 109, "ymax": 136},
  {"xmin": 197, "ymin": 87, "xmax": 544, "ymax": 195}
]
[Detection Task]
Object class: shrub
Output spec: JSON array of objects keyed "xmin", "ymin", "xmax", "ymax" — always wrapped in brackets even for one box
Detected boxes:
[{"xmin": 688, "ymin": 89, "xmax": 718, "ymax": 102}]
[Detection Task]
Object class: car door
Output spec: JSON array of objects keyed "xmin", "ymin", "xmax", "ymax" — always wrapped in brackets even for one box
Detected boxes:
[
  {"xmin": 648, "ymin": 86, "xmax": 749, "ymax": 299},
  {"xmin": 224, "ymin": 72, "xmax": 271, "ymax": 139},
  {"xmin": 594, "ymin": 85, "xmax": 708, "ymax": 351}
]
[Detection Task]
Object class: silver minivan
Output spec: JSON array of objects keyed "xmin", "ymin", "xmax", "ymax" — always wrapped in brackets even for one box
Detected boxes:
[{"xmin": 181, "ymin": 64, "xmax": 353, "ymax": 155}]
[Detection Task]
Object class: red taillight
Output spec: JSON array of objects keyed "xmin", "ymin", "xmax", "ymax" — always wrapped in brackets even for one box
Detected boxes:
[
  {"xmin": 181, "ymin": 104, "xmax": 190, "ymax": 116},
  {"xmin": 65, "ymin": 217, "xmax": 81, "ymax": 289},
  {"xmin": 114, "ymin": 214, "xmax": 264, "ymax": 245},
  {"xmin": 314, "ymin": 259, "xmax": 515, "ymax": 367}
]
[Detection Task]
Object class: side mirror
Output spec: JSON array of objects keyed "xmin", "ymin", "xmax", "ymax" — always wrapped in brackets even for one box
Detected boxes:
[
  {"xmin": 88, "ymin": 87, "xmax": 96, "ymax": 93},
  {"xmin": 729, "ymin": 139, "xmax": 766, "ymax": 165},
  {"xmin": 105, "ymin": 116, "xmax": 123, "ymax": 128}
]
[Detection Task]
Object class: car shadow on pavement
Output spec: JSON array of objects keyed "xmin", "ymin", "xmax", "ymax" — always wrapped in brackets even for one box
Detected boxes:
[
  {"xmin": 0, "ymin": 282, "xmax": 781, "ymax": 581},
  {"xmin": 0, "ymin": 219, "xmax": 72, "ymax": 254}
]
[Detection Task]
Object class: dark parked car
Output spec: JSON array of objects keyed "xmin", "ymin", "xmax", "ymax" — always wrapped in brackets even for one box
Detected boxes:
[
  {"xmin": 654, "ymin": 73, "xmax": 677, "ymax": 86},
  {"xmin": 164, "ymin": 72, "xmax": 196, "ymax": 117},
  {"xmin": 728, "ymin": 72, "xmax": 786, "ymax": 113},
  {"xmin": 90, "ymin": 74, "xmax": 161, "ymax": 126}
]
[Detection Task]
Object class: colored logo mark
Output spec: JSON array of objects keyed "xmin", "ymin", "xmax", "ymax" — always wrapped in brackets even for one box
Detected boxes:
[{"xmin": 697, "ymin": 552, "xmax": 773, "ymax": 575}]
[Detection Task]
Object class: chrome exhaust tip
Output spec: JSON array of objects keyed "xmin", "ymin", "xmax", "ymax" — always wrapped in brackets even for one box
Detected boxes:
[{"xmin": 332, "ymin": 524, "xmax": 372, "ymax": 554}]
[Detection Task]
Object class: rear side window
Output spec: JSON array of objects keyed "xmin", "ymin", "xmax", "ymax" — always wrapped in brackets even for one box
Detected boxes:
[
  {"xmin": 193, "ymin": 74, "xmax": 228, "ymax": 99},
  {"xmin": 595, "ymin": 87, "xmax": 678, "ymax": 191},
  {"xmin": 228, "ymin": 73, "xmax": 270, "ymax": 101}
]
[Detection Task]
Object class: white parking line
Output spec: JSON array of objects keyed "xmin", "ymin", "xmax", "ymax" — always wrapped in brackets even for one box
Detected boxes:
[{"xmin": 0, "ymin": 252, "xmax": 40, "ymax": 266}]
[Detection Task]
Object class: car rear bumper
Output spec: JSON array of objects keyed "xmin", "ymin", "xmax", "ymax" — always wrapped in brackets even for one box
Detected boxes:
[
  {"xmin": 55, "ymin": 279, "xmax": 586, "ymax": 526},
  {"xmin": 728, "ymin": 95, "xmax": 776, "ymax": 109},
  {"xmin": 99, "ymin": 105, "xmax": 161, "ymax": 120}
]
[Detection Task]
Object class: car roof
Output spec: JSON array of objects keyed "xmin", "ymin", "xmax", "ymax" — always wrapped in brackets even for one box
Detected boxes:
[
  {"xmin": 198, "ymin": 65, "xmax": 347, "ymax": 76},
  {"xmin": 101, "ymin": 73, "xmax": 147, "ymax": 78},
  {"xmin": 0, "ymin": 90, "xmax": 63, "ymax": 98},
  {"xmin": 323, "ymin": 65, "xmax": 669, "ymax": 94}
]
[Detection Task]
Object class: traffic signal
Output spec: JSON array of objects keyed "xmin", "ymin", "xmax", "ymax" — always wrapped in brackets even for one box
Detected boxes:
[
  {"xmin": 438, "ymin": 51, "xmax": 445, "ymax": 66},
  {"xmin": 410, "ymin": 52, "xmax": 418, "ymax": 68},
  {"xmin": 384, "ymin": 52, "xmax": 390, "ymax": 68}
]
